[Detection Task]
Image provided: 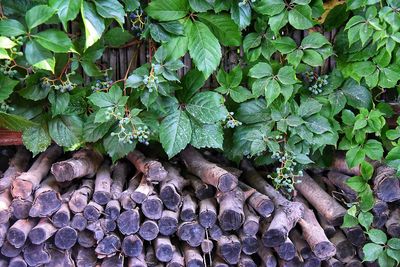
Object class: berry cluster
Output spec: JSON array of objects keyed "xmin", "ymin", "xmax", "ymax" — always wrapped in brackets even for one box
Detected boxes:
[
  {"xmin": 0, "ymin": 102, "xmax": 14, "ymax": 112},
  {"xmin": 143, "ymin": 74, "xmax": 159, "ymax": 93},
  {"xmin": 41, "ymin": 79, "xmax": 76, "ymax": 93},
  {"xmin": 91, "ymin": 78, "xmax": 113, "ymax": 92},
  {"xmin": 224, "ymin": 112, "xmax": 242, "ymax": 129},
  {"xmin": 303, "ymin": 71, "xmax": 328, "ymax": 95},
  {"xmin": 269, "ymin": 151, "xmax": 303, "ymax": 193},
  {"xmin": 0, "ymin": 60, "xmax": 18, "ymax": 77},
  {"xmin": 130, "ymin": 8, "xmax": 146, "ymax": 37}
]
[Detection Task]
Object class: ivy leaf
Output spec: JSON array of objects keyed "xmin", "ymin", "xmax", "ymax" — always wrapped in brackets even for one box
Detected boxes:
[
  {"xmin": 347, "ymin": 175, "xmax": 367, "ymax": 193},
  {"xmin": 342, "ymin": 213, "xmax": 359, "ymax": 228},
  {"xmin": 288, "ymin": 5, "xmax": 314, "ymax": 30},
  {"xmin": 0, "ymin": 19, "xmax": 26, "ymax": 36},
  {"xmin": 188, "ymin": 20, "xmax": 222, "ymax": 77},
  {"xmin": 231, "ymin": 3, "xmax": 252, "ymax": 30},
  {"xmin": 84, "ymin": 114, "xmax": 114, "ymax": 143},
  {"xmin": 298, "ymin": 98, "xmax": 322, "ymax": 117},
  {"xmin": 388, "ymin": 239, "xmax": 400, "ymax": 250},
  {"xmin": 81, "ymin": 1, "xmax": 105, "ymax": 50},
  {"xmin": 188, "ymin": 0, "xmax": 213, "ymax": 12},
  {"xmin": 302, "ymin": 49, "xmax": 324, "ymax": 66},
  {"xmin": 22, "ymin": 124, "xmax": 51, "ymax": 156},
  {"xmin": 363, "ymin": 243, "xmax": 384, "ymax": 262},
  {"xmin": 229, "ymin": 86, "xmax": 253, "ymax": 103},
  {"xmin": 0, "ymin": 111, "xmax": 38, "ymax": 131},
  {"xmin": 25, "ymin": 5, "xmax": 55, "ymax": 31},
  {"xmin": 301, "ymin": 32, "xmax": 330, "ymax": 49},
  {"xmin": 342, "ymin": 80, "xmax": 372, "ymax": 109},
  {"xmin": 253, "ymin": 0, "xmax": 285, "ymax": 16},
  {"xmin": 294, "ymin": 153, "xmax": 314, "ymax": 164},
  {"xmin": 105, "ymin": 28, "xmax": 134, "ymax": 47},
  {"xmin": 160, "ymin": 109, "xmax": 192, "ymax": 158},
  {"xmin": 33, "ymin": 29, "xmax": 74, "ymax": 53},
  {"xmin": 358, "ymin": 211, "xmax": 373, "ymax": 230},
  {"xmin": 191, "ymin": 122, "xmax": 223, "ymax": 149},
  {"xmin": 277, "ymin": 66, "xmax": 297, "ymax": 85},
  {"xmin": 360, "ymin": 161, "xmax": 374, "ymax": 180},
  {"xmin": 48, "ymin": 115, "xmax": 83, "ymax": 150},
  {"xmin": 146, "ymin": 0, "xmax": 189, "ymax": 21},
  {"xmin": 24, "ymin": 40, "xmax": 55, "ymax": 73},
  {"xmin": 346, "ymin": 146, "xmax": 365, "ymax": 168},
  {"xmin": 329, "ymin": 91, "xmax": 347, "ymax": 116},
  {"xmin": 306, "ymin": 114, "xmax": 331, "ymax": 134},
  {"xmin": 386, "ymin": 249, "xmax": 400, "ymax": 265},
  {"xmin": 265, "ymin": 78, "xmax": 281, "ymax": 106},
  {"xmin": 48, "ymin": 91, "xmax": 70, "ymax": 117},
  {"xmin": 364, "ymin": 139, "xmax": 383, "ymax": 160},
  {"xmin": 49, "ymin": 0, "xmax": 81, "ymax": 29},
  {"xmin": 186, "ymin": 92, "xmax": 227, "ymax": 124},
  {"xmin": 248, "ymin": 62, "xmax": 273, "ymax": 78},
  {"xmin": 197, "ymin": 13, "xmax": 242, "ymax": 46},
  {"xmin": 94, "ymin": 0, "xmax": 125, "ymax": 26},
  {"xmin": 103, "ymin": 128, "xmax": 136, "ymax": 162},
  {"xmin": 368, "ymin": 229, "xmax": 388, "ymax": 245},
  {"xmin": 0, "ymin": 75, "xmax": 18, "ymax": 102},
  {"xmin": 88, "ymin": 86, "xmax": 127, "ymax": 108},
  {"xmin": 273, "ymin": 37, "xmax": 297, "ymax": 54}
]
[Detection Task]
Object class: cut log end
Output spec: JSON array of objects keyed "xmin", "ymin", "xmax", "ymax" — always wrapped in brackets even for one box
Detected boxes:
[
  {"xmin": 263, "ymin": 228, "xmax": 287, "ymax": 247},
  {"xmin": 313, "ymin": 241, "xmax": 337, "ymax": 260},
  {"xmin": 54, "ymin": 226, "xmax": 77, "ymax": 250},
  {"xmin": 51, "ymin": 163, "xmax": 74, "ymax": 182},
  {"xmin": 122, "ymin": 234, "xmax": 143, "ymax": 257},
  {"xmin": 218, "ymin": 173, "xmax": 237, "ymax": 192},
  {"xmin": 93, "ymin": 191, "xmax": 111, "ymax": 206}
]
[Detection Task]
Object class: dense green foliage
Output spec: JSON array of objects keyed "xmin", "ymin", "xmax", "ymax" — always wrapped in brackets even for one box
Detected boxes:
[{"xmin": 0, "ymin": 0, "xmax": 400, "ymax": 263}]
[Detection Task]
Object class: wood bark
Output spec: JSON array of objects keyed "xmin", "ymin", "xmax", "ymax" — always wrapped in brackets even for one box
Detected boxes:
[
  {"xmin": 139, "ymin": 219, "xmax": 159, "ymax": 241},
  {"xmin": 131, "ymin": 175, "xmax": 153, "ymax": 204},
  {"xmin": 386, "ymin": 207, "xmax": 400, "ymax": 237},
  {"xmin": 45, "ymin": 246, "xmax": 74, "ymax": 267},
  {"xmin": 127, "ymin": 250, "xmax": 147, "ymax": 267},
  {"xmin": 7, "ymin": 219, "xmax": 36, "ymax": 248},
  {"xmin": 342, "ymin": 226, "xmax": 366, "ymax": 247},
  {"xmin": 160, "ymin": 164, "xmax": 188, "ymax": 211},
  {"xmin": 274, "ymin": 237, "xmax": 296, "ymax": 261},
  {"xmin": 77, "ymin": 229, "xmax": 96, "ymax": 248},
  {"xmin": 28, "ymin": 218, "xmax": 57, "ymax": 244},
  {"xmin": 93, "ymin": 161, "xmax": 112, "ymax": 205},
  {"xmin": 373, "ymin": 164, "xmax": 400, "ymax": 202},
  {"xmin": 0, "ymin": 146, "xmax": 30, "ymax": 192},
  {"xmin": 327, "ymin": 171, "xmax": 358, "ymax": 202},
  {"xmin": 187, "ymin": 174, "xmax": 216, "ymax": 200},
  {"xmin": 217, "ymin": 235, "xmax": 241, "ymax": 265},
  {"xmin": 0, "ymin": 222, "xmax": 9, "ymax": 247},
  {"xmin": 1, "ymin": 240, "xmax": 23, "ymax": 257},
  {"xmin": 166, "ymin": 246, "xmax": 184, "ymax": 267},
  {"xmin": 9, "ymin": 255, "xmax": 27, "ymax": 267},
  {"xmin": 127, "ymin": 150, "xmax": 167, "ymax": 182},
  {"xmin": 74, "ymin": 246, "xmax": 97, "ymax": 267},
  {"xmin": 183, "ymin": 244, "xmax": 204, "ymax": 267},
  {"xmin": 242, "ymin": 205, "xmax": 260, "ymax": 236},
  {"xmin": 29, "ymin": 175, "xmax": 62, "ymax": 217},
  {"xmin": 105, "ymin": 199, "xmax": 121, "ymax": 220},
  {"xmin": 239, "ymin": 181, "xmax": 274, "ymax": 218},
  {"xmin": 372, "ymin": 199, "xmax": 389, "ymax": 229},
  {"xmin": 159, "ymin": 210, "xmax": 179, "ymax": 236},
  {"xmin": 318, "ymin": 212, "xmax": 336, "ymax": 238},
  {"xmin": 10, "ymin": 196, "xmax": 32, "ymax": 219},
  {"xmin": 239, "ymin": 254, "xmax": 257, "ymax": 267},
  {"xmin": 180, "ymin": 192, "xmax": 197, "ymax": 221},
  {"xmin": 181, "ymin": 146, "xmax": 238, "ymax": 192},
  {"xmin": 199, "ymin": 198, "xmax": 217, "ymax": 228},
  {"xmin": 101, "ymin": 254, "xmax": 124, "ymax": 267},
  {"xmin": 110, "ymin": 161, "xmax": 129, "ymax": 200},
  {"xmin": 324, "ymin": 258, "xmax": 344, "ymax": 267},
  {"xmin": 201, "ymin": 239, "xmax": 213, "ymax": 254},
  {"xmin": 217, "ymin": 188, "xmax": 245, "ymax": 231},
  {"xmin": 142, "ymin": 193, "xmax": 163, "ymax": 220},
  {"xmin": 119, "ymin": 177, "xmax": 139, "ymax": 210},
  {"xmin": 51, "ymin": 149, "xmax": 103, "ymax": 182},
  {"xmin": 330, "ymin": 231, "xmax": 355, "ymax": 263},
  {"xmin": 289, "ymin": 229, "xmax": 312, "ymax": 259},
  {"xmin": 11, "ymin": 145, "xmax": 62, "ymax": 199},
  {"xmin": 122, "ymin": 234, "xmax": 143, "ymax": 257},
  {"xmin": 0, "ymin": 190, "xmax": 11, "ymax": 223},
  {"xmin": 69, "ymin": 179, "xmax": 94, "ymax": 213},
  {"xmin": 239, "ymin": 230, "xmax": 259, "ymax": 255}
]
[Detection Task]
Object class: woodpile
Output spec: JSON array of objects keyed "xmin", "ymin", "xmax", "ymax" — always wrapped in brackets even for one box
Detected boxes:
[{"xmin": 0, "ymin": 145, "xmax": 397, "ymax": 266}]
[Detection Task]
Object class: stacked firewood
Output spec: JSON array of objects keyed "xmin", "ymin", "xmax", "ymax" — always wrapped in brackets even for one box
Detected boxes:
[{"xmin": 0, "ymin": 145, "xmax": 398, "ymax": 267}]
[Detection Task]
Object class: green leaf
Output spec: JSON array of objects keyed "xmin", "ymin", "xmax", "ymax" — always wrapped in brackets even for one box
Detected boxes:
[
  {"xmin": 229, "ymin": 86, "xmax": 253, "ymax": 103},
  {"xmin": 83, "ymin": 114, "xmax": 114, "ymax": 143},
  {"xmin": 288, "ymin": 5, "xmax": 314, "ymax": 30},
  {"xmin": 189, "ymin": 0, "xmax": 212, "ymax": 12},
  {"xmin": 387, "ymin": 249, "xmax": 400, "ymax": 265},
  {"xmin": 298, "ymin": 98, "xmax": 322, "ymax": 117},
  {"xmin": 253, "ymin": 0, "xmax": 285, "ymax": 16},
  {"xmin": 48, "ymin": 91, "xmax": 70, "ymax": 117},
  {"xmin": 186, "ymin": 92, "xmax": 227, "ymax": 123},
  {"xmin": 24, "ymin": 40, "xmax": 55, "ymax": 73},
  {"xmin": 364, "ymin": 139, "xmax": 383, "ymax": 160},
  {"xmin": 272, "ymin": 37, "xmax": 297, "ymax": 54},
  {"xmin": 368, "ymin": 229, "xmax": 388, "ymax": 245},
  {"xmin": 0, "ymin": 111, "xmax": 38, "ymax": 131},
  {"xmin": 248, "ymin": 62, "xmax": 273, "ymax": 78},
  {"xmin": 88, "ymin": 86, "xmax": 127, "ymax": 108},
  {"xmin": 294, "ymin": 153, "xmax": 314, "ymax": 164},
  {"xmin": 363, "ymin": 243, "xmax": 384, "ymax": 262},
  {"xmin": 22, "ymin": 125, "xmax": 51, "ymax": 156},
  {"xmin": 161, "ymin": 35, "xmax": 189, "ymax": 61},
  {"xmin": 188, "ymin": 21, "xmax": 222, "ymax": 77},
  {"xmin": 346, "ymin": 146, "xmax": 365, "ymax": 168},
  {"xmin": 103, "ymin": 129, "xmax": 136, "ymax": 162},
  {"xmin": 33, "ymin": 29, "xmax": 73, "ymax": 53},
  {"xmin": 341, "ymin": 80, "xmax": 372, "ymax": 109},
  {"xmin": 329, "ymin": 91, "xmax": 347, "ymax": 116},
  {"xmin": 302, "ymin": 49, "xmax": 324, "ymax": 66},
  {"xmin": 231, "ymin": 3, "xmax": 251, "ymax": 30},
  {"xmin": 347, "ymin": 175, "xmax": 367, "ymax": 192},
  {"xmin": 265, "ymin": 78, "xmax": 281, "ymax": 106},
  {"xmin": 146, "ymin": 0, "xmax": 189, "ymax": 21},
  {"xmin": 94, "ymin": 0, "xmax": 125, "ymax": 26},
  {"xmin": 81, "ymin": 1, "xmax": 105, "ymax": 50},
  {"xmin": 358, "ymin": 211, "xmax": 373, "ymax": 230},
  {"xmin": 0, "ymin": 19, "xmax": 26, "ymax": 36},
  {"xmin": 197, "ymin": 13, "xmax": 241, "ymax": 46},
  {"xmin": 306, "ymin": 114, "xmax": 331, "ymax": 134},
  {"xmin": 123, "ymin": 0, "xmax": 140, "ymax": 11},
  {"xmin": 342, "ymin": 109, "xmax": 356, "ymax": 125},
  {"xmin": 48, "ymin": 115, "xmax": 83, "ymax": 150},
  {"xmin": 0, "ymin": 75, "xmax": 18, "ymax": 102},
  {"xmin": 191, "ymin": 122, "xmax": 223, "ymax": 149},
  {"xmin": 360, "ymin": 161, "xmax": 374, "ymax": 180},
  {"xmin": 342, "ymin": 213, "xmax": 359, "ymax": 228},
  {"xmin": 388, "ymin": 239, "xmax": 400, "ymax": 250},
  {"xmin": 301, "ymin": 32, "xmax": 330, "ymax": 49},
  {"xmin": 277, "ymin": 66, "xmax": 297, "ymax": 85},
  {"xmin": 0, "ymin": 49, "xmax": 9, "ymax": 59},
  {"xmin": 159, "ymin": 109, "xmax": 192, "ymax": 158},
  {"xmin": 25, "ymin": 5, "xmax": 55, "ymax": 30},
  {"xmin": 49, "ymin": 0, "xmax": 81, "ymax": 29},
  {"xmin": 0, "ymin": 37, "xmax": 17, "ymax": 49}
]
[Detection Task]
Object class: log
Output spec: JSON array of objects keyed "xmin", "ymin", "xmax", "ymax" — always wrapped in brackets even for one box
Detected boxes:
[
  {"xmin": 1, "ymin": 240, "xmax": 23, "ymax": 257},
  {"xmin": 23, "ymin": 242, "xmax": 51, "ymax": 266},
  {"xmin": 93, "ymin": 161, "xmax": 112, "ymax": 205},
  {"xmin": 52, "ymin": 202, "xmax": 70, "ymax": 228},
  {"xmin": 212, "ymin": 256, "xmax": 229, "ymax": 267},
  {"xmin": 342, "ymin": 226, "xmax": 366, "ymax": 247},
  {"xmin": 51, "ymin": 149, "xmax": 103, "ymax": 182},
  {"xmin": 217, "ymin": 188, "xmax": 246, "ymax": 231},
  {"xmin": 0, "ymin": 146, "xmax": 30, "ymax": 192},
  {"xmin": 127, "ymin": 150, "xmax": 168, "ymax": 182},
  {"xmin": 239, "ymin": 182, "xmax": 274, "ymax": 218},
  {"xmin": 0, "ymin": 222, "xmax": 9, "ymax": 247},
  {"xmin": 324, "ymin": 258, "xmax": 344, "ymax": 267},
  {"xmin": 274, "ymin": 237, "xmax": 296, "ymax": 261},
  {"xmin": 87, "ymin": 220, "xmax": 105, "ymax": 241},
  {"xmin": 159, "ymin": 210, "xmax": 179, "ymax": 236},
  {"xmin": 101, "ymin": 254, "xmax": 124, "ymax": 267},
  {"xmin": 28, "ymin": 218, "xmax": 57, "ymax": 244},
  {"xmin": 74, "ymin": 246, "xmax": 97, "ymax": 267},
  {"xmin": 330, "ymin": 231, "xmax": 355, "ymax": 263},
  {"xmin": 327, "ymin": 171, "xmax": 358, "ymax": 202},
  {"xmin": 69, "ymin": 179, "xmax": 94, "ymax": 213},
  {"xmin": 9, "ymin": 255, "xmax": 27, "ymax": 267},
  {"xmin": 7, "ymin": 219, "xmax": 36, "ymax": 248},
  {"xmin": 122, "ymin": 234, "xmax": 143, "ymax": 257},
  {"xmin": 187, "ymin": 174, "xmax": 216, "ymax": 200},
  {"xmin": 54, "ymin": 226, "xmax": 77, "ymax": 250},
  {"xmin": 128, "ymin": 250, "xmax": 147, "ymax": 267},
  {"xmin": 11, "ymin": 196, "xmax": 32, "ymax": 219},
  {"xmin": 373, "ymin": 164, "xmax": 400, "ymax": 202},
  {"xmin": 100, "ymin": 218, "xmax": 117, "ymax": 233},
  {"xmin": 155, "ymin": 236, "xmax": 173, "ymax": 262},
  {"xmin": 317, "ymin": 213, "xmax": 336, "ymax": 238},
  {"xmin": 71, "ymin": 213, "xmax": 87, "ymax": 231},
  {"xmin": 183, "ymin": 244, "xmax": 204, "ymax": 267},
  {"xmin": 0, "ymin": 190, "xmax": 11, "ymax": 223},
  {"xmin": 331, "ymin": 154, "xmax": 360, "ymax": 176},
  {"xmin": 119, "ymin": 177, "xmax": 139, "ymax": 210},
  {"xmin": 166, "ymin": 246, "xmax": 184, "ymax": 267},
  {"xmin": 371, "ymin": 199, "xmax": 389, "ymax": 229},
  {"xmin": 181, "ymin": 146, "xmax": 238, "ymax": 192},
  {"xmin": 201, "ymin": 239, "xmax": 213, "ymax": 254},
  {"xmin": 278, "ymin": 256, "xmax": 303, "ymax": 267},
  {"xmin": 295, "ymin": 172, "xmax": 347, "ymax": 225},
  {"xmin": 304, "ymin": 256, "xmax": 321, "ymax": 267},
  {"xmin": 160, "ymin": 164, "xmax": 189, "ymax": 211},
  {"xmin": 240, "ymin": 230, "xmax": 259, "ymax": 255},
  {"xmin": 139, "ymin": 219, "xmax": 159, "ymax": 241},
  {"xmin": 241, "ymin": 161, "xmax": 303, "ymax": 247},
  {"xmin": 257, "ymin": 246, "xmax": 278, "ymax": 267},
  {"xmin": 344, "ymin": 259, "xmax": 362, "ymax": 267},
  {"xmin": 11, "ymin": 145, "xmax": 62, "ymax": 200},
  {"xmin": 289, "ymin": 229, "xmax": 312, "ymax": 259},
  {"xmin": 240, "ymin": 206, "xmax": 259, "ymax": 237},
  {"xmin": 199, "ymin": 198, "xmax": 217, "ymax": 228},
  {"xmin": 239, "ymin": 254, "xmax": 257, "ymax": 267},
  {"xmin": 180, "ymin": 192, "xmax": 197, "ymax": 221},
  {"xmin": 209, "ymin": 224, "xmax": 224, "ymax": 241},
  {"xmin": 95, "ymin": 233, "xmax": 121, "ymax": 257},
  {"xmin": 145, "ymin": 244, "xmax": 157, "ymax": 266},
  {"xmin": 131, "ymin": 175, "xmax": 153, "ymax": 204},
  {"xmin": 105, "ymin": 199, "xmax": 121, "ymax": 220},
  {"xmin": 29, "ymin": 175, "xmax": 62, "ymax": 217},
  {"xmin": 386, "ymin": 207, "xmax": 400, "ymax": 237},
  {"xmin": 0, "ymin": 258, "xmax": 7, "ymax": 267},
  {"xmin": 142, "ymin": 193, "xmax": 163, "ymax": 220},
  {"xmin": 177, "ymin": 221, "xmax": 205, "ymax": 247},
  {"xmin": 117, "ymin": 208, "xmax": 140, "ymax": 235},
  {"xmin": 83, "ymin": 200, "xmax": 103, "ymax": 221},
  {"xmin": 78, "ymin": 229, "xmax": 96, "ymax": 248},
  {"xmin": 45, "ymin": 246, "xmax": 74, "ymax": 267},
  {"xmin": 217, "ymin": 235, "xmax": 241, "ymax": 265},
  {"xmin": 111, "ymin": 161, "xmax": 129, "ymax": 199}
]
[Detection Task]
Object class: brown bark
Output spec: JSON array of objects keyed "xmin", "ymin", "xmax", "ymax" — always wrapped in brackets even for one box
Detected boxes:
[
  {"xmin": 52, "ymin": 202, "xmax": 70, "ymax": 228},
  {"xmin": 117, "ymin": 208, "xmax": 140, "ymax": 235},
  {"xmin": 93, "ymin": 161, "xmax": 112, "ymax": 205},
  {"xmin": 327, "ymin": 171, "xmax": 358, "ymax": 202},
  {"xmin": 166, "ymin": 246, "xmax": 184, "ymax": 267},
  {"xmin": 181, "ymin": 146, "xmax": 238, "ymax": 192},
  {"xmin": 243, "ymin": 204, "xmax": 260, "ymax": 236},
  {"xmin": 0, "ymin": 146, "xmax": 30, "ymax": 192},
  {"xmin": 217, "ymin": 234, "xmax": 241, "ymax": 265},
  {"xmin": 199, "ymin": 198, "xmax": 217, "ymax": 228},
  {"xmin": 11, "ymin": 145, "xmax": 62, "ymax": 199},
  {"xmin": 331, "ymin": 154, "xmax": 361, "ymax": 176},
  {"xmin": 127, "ymin": 150, "xmax": 167, "ymax": 182},
  {"xmin": 54, "ymin": 226, "xmax": 77, "ymax": 250},
  {"xmin": 187, "ymin": 174, "xmax": 216, "ymax": 200},
  {"xmin": 155, "ymin": 236, "xmax": 173, "ymax": 262},
  {"xmin": 289, "ymin": 229, "xmax": 312, "ymax": 259},
  {"xmin": 217, "ymin": 188, "xmax": 245, "ymax": 231},
  {"xmin": 317, "ymin": 212, "xmax": 336, "ymax": 238},
  {"xmin": 7, "ymin": 218, "xmax": 36, "ymax": 248},
  {"xmin": 183, "ymin": 244, "xmax": 204, "ymax": 267},
  {"xmin": 95, "ymin": 233, "xmax": 121, "ymax": 258},
  {"xmin": 386, "ymin": 207, "xmax": 400, "ymax": 237},
  {"xmin": 51, "ymin": 149, "xmax": 103, "ymax": 182},
  {"xmin": 180, "ymin": 192, "xmax": 197, "ymax": 221},
  {"xmin": 159, "ymin": 210, "xmax": 179, "ymax": 236},
  {"xmin": 330, "ymin": 231, "xmax": 355, "ymax": 263},
  {"xmin": 177, "ymin": 220, "xmax": 205, "ymax": 247},
  {"xmin": 29, "ymin": 175, "xmax": 62, "ymax": 217},
  {"xmin": 240, "ymin": 182, "xmax": 274, "ymax": 218},
  {"xmin": 139, "ymin": 219, "xmax": 159, "ymax": 241},
  {"xmin": 119, "ymin": 176, "xmax": 139, "ymax": 210},
  {"xmin": 0, "ymin": 189, "xmax": 11, "ymax": 223},
  {"xmin": 131, "ymin": 174, "xmax": 153, "ymax": 204},
  {"xmin": 0, "ymin": 221, "xmax": 9, "ymax": 247},
  {"xmin": 160, "ymin": 164, "xmax": 189, "ymax": 211},
  {"xmin": 69, "ymin": 179, "xmax": 94, "ymax": 213},
  {"xmin": 28, "ymin": 218, "xmax": 57, "ymax": 244},
  {"xmin": 241, "ymin": 160, "xmax": 303, "ymax": 247},
  {"xmin": 142, "ymin": 193, "xmax": 163, "ymax": 220},
  {"xmin": 122, "ymin": 234, "xmax": 143, "ymax": 257},
  {"xmin": 111, "ymin": 161, "xmax": 129, "ymax": 199}
]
